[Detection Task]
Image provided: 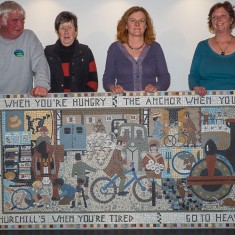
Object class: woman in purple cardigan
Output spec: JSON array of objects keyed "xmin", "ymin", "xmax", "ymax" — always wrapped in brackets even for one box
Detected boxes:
[{"xmin": 103, "ymin": 6, "xmax": 170, "ymax": 94}]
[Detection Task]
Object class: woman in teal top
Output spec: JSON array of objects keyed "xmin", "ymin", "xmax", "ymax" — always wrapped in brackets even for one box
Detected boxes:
[{"xmin": 189, "ymin": 1, "xmax": 235, "ymax": 96}]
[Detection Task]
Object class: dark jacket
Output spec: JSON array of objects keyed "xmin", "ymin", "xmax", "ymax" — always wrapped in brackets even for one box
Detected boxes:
[{"xmin": 45, "ymin": 40, "xmax": 98, "ymax": 92}]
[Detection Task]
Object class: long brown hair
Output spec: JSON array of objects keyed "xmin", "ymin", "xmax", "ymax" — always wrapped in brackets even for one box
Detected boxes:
[{"xmin": 116, "ymin": 6, "xmax": 156, "ymax": 45}]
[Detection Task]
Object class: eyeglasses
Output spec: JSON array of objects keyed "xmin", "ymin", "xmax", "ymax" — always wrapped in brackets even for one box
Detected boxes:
[{"xmin": 128, "ymin": 18, "xmax": 146, "ymax": 25}]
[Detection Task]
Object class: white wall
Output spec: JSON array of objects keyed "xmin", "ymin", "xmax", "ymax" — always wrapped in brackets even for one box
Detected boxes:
[{"xmin": 16, "ymin": 0, "xmax": 235, "ymax": 92}]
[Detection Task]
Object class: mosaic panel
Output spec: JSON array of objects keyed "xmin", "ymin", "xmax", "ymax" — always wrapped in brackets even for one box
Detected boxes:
[{"xmin": 1, "ymin": 91, "xmax": 235, "ymax": 230}]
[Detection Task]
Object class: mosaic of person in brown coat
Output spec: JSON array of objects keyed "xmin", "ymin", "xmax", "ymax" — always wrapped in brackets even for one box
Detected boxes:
[
  {"xmin": 103, "ymin": 136, "xmax": 129, "ymax": 196},
  {"xmin": 182, "ymin": 111, "xmax": 197, "ymax": 147}
]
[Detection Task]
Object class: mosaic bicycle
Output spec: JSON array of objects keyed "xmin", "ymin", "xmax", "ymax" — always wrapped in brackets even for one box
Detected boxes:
[{"xmin": 90, "ymin": 162, "xmax": 154, "ymax": 204}]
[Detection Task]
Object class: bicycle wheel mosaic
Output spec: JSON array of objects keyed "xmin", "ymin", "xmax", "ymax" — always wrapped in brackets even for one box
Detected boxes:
[{"xmin": 1, "ymin": 91, "xmax": 235, "ymax": 230}]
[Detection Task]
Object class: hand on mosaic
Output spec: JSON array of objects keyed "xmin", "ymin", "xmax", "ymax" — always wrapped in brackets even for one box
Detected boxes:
[
  {"xmin": 144, "ymin": 84, "xmax": 157, "ymax": 93},
  {"xmin": 193, "ymin": 86, "xmax": 207, "ymax": 96},
  {"xmin": 30, "ymin": 86, "xmax": 48, "ymax": 97},
  {"xmin": 110, "ymin": 85, "xmax": 125, "ymax": 94}
]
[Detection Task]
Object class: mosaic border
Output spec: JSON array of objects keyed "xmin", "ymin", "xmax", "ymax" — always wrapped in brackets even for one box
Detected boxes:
[
  {"xmin": 1, "ymin": 91, "xmax": 235, "ymax": 111},
  {"xmin": 1, "ymin": 91, "xmax": 235, "ymax": 230}
]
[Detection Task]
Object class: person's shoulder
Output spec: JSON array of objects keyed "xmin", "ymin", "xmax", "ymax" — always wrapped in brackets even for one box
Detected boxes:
[
  {"xmin": 109, "ymin": 41, "xmax": 120, "ymax": 49},
  {"xmin": 45, "ymin": 40, "xmax": 59, "ymax": 55},
  {"xmin": 148, "ymin": 41, "xmax": 165, "ymax": 53},
  {"xmin": 45, "ymin": 44, "xmax": 54, "ymax": 49},
  {"xmin": 150, "ymin": 41, "xmax": 160, "ymax": 46},
  {"xmin": 22, "ymin": 29, "xmax": 37, "ymax": 38},
  {"xmin": 45, "ymin": 44, "xmax": 55, "ymax": 52},
  {"xmin": 106, "ymin": 41, "xmax": 121, "ymax": 53},
  {"xmin": 110, "ymin": 41, "xmax": 119, "ymax": 46},
  {"xmin": 20, "ymin": 29, "xmax": 42, "ymax": 44},
  {"xmin": 23, "ymin": 29, "xmax": 34, "ymax": 34},
  {"xmin": 194, "ymin": 39, "xmax": 210, "ymax": 52},
  {"xmin": 77, "ymin": 42, "xmax": 94, "ymax": 56},
  {"xmin": 197, "ymin": 39, "xmax": 209, "ymax": 47},
  {"xmin": 76, "ymin": 40, "xmax": 92, "ymax": 50},
  {"xmin": 149, "ymin": 41, "xmax": 162, "ymax": 49},
  {"xmin": 78, "ymin": 42, "xmax": 90, "ymax": 51}
]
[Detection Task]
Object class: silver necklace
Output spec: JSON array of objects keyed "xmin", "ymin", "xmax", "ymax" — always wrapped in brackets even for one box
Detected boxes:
[{"xmin": 215, "ymin": 37, "xmax": 232, "ymax": 55}]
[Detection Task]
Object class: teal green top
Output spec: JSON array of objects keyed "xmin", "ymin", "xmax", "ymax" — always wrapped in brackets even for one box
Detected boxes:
[{"xmin": 188, "ymin": 39, "xmax": 235, "ymax": 90}]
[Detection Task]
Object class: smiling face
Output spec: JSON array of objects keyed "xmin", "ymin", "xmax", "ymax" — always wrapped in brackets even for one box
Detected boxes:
[
  {"xmin": 58, "ymin": 20, "xmax": 77, "ymax": 46},
  {"xmin": 211, "ymin": 7, "xmax": 233, "ymax": 33},
  {"xmin": 0, "ymin": 11, "xmax": 24, "ymax": 40},
  {"xmin": 126, "ymin": 11, "xmax": 147, "ymax": 38}
]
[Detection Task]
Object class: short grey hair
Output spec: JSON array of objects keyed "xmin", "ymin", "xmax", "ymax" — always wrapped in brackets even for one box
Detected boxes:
[{"xmin": 0, "ymin": 1, "xmax": 25, "ymax": 26}]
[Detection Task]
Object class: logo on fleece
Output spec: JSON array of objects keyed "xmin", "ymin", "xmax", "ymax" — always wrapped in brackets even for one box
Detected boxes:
[{"xmin": 14, "ymin": 49, "xmax": 24, "ymax": 57}]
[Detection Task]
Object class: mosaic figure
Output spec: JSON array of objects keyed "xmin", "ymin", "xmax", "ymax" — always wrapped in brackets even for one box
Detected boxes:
[
  {"xmin": 35, "ymin": 114, "xmax": 50, "ymax": 132},
  {"xmin": 32, "ymin": 126, "xmax": 63, "ymax": 200},
  {"xmin": 52, "ymin": 178, "xmax": 77, "ymax": 207},
  {"xmin": 152, "ymin": 113, "xmax": 164, "ymax": 142},
  {"xmin": 26, "ymin": 114, "xmax": 35, "ymax": 134},
  {"xmin": 180, "ymin": 111, "xmax": 197, "ymax": 147},
  {"xmin": 3, "ymin": 172, "xmax": 24, "ymax": 209},
  {"xmin": 103, "ymin": 136, "xmax": 129, "ymax": 196},
  {"xmin": 142, "ymin": 140, "xmax": 165, "ymax": 199},
  {"xmin": 93, "ymin": 119, "xmax": 106, "ymax": 133},
  {"xmin": 11, "ymin": 180, "xmax": 50, "ymax": 210},
  {"xmin": 71, "ymin": 153, "xmax": 96, "ymax": 203}
]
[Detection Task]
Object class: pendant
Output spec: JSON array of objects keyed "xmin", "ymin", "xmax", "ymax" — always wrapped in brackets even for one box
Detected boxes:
[{"xmin": 221, "ymin": 52, "xmax": 225, "ymax": 56}]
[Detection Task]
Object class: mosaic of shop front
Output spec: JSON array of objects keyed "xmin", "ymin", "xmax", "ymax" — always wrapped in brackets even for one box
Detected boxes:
[{"xmin": 2, "ymin": 103, "xmax": 235, "ymax": 215}]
